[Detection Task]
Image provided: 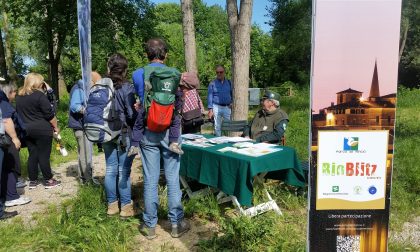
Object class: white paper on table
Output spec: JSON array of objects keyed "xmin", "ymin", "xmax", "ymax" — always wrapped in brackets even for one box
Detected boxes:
[
  {"xmin": 233, "ymin": 145, "xmax": 282, "ymax": 157},
  {"xmin": 217, "ymin": 147, "xmax": 237, "ymax": 153},
  {"xmin": 227, "ymin": 137, "xmax": 253, "ymax": 143},
  {"xmin": 232, "ymin": 142, "xmax": 254, "ymax": 148},
  {"xmin": 182, "ymin": 140, "xmax": 213, "ymax": 148},
  {"xmin": 207, "ymin": 136, "xmax": 231, "ymax": 144},
  {"xmin": 181, "ymin": 134, "xmax": 205, "ymax": 140}
]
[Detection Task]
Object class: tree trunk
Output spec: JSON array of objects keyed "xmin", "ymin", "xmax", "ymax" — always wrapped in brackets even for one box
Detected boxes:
[
  {"xmin": 49, "ymin": 57, "xmax": 59, "ymax": 96},
  {"xmin": 227, "ymin": 0, "xmax": 253, "ymax": 121},
  {"xmin": 399, "ymin": 18, "xmax": 409, "ymax": 63},
  {"xmin": 0, "ymin": 31, "xmax": 7, "ymax": 80},
  {"xmin": 181, "ymin": 0, "xmax": 198, "ymax": 73},
  {"xmin": 2, "ymin": 9, "xmax": 18, "ymax": 83},
  {"xmin": 45, "ymin": 5, "xmax": 60, "ymax": 97},
  {"xmin": 58, "ymin": 62, "xmax": 68, "ymax": 96}
]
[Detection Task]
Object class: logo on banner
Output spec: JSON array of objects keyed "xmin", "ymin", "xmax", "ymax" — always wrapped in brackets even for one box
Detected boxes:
[
  {"xmin": 344, "ymin": 137, "xmax": 359, "ymax": 150},
  {"xmin": 354, "ymin": 186, "xmax": 363, "ymax": 195},
  {"xmin": 332, "ymin": 186, "xmax": 339, "ymax": 192},
  {"xmin": 368, "ymin": 186, "xmax": 377, "ymax": 195}
]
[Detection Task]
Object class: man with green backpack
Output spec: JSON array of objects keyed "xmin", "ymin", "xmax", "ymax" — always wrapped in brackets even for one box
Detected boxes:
[
  {"xmin": 129, "ymin": 66, "xmax": 183, "ymax": 155},
  {"xmin": 130, "ymin": 38, "xmax": 190, "ymax": 240}
]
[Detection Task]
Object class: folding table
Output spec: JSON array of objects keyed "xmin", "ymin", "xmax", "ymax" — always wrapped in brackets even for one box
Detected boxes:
[{"xmin": 179, "ymin": 136, "xmax": 306, "ymax": 217}]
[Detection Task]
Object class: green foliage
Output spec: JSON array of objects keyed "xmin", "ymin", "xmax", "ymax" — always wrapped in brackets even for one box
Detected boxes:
[
  {"xmin": 0, "ymin": 186, "xmax": 137, "ymax": 251},
  {"xmin": 199, "ymin": 212, "xmax": 306, "ymax": 251},
  {"xmin": 281, "ymin": 86, "xmax": 310, "ymax": 159},
  {"xmin": 389, "ymin": 87, "xmax": 420, "ymax": 228},
  {"xmin": 154, "ymin": 3, "xmax": 182, "ymax": 24},
  {"xmin": 389, "ymin": 242, "xmax": 419, "ymax": 252},
  {"xmin": 152, "ymin": 0, "xmax": 232, "ymax": 86},
  {"xmin": 268, "ymin": 0, "xmax": 312, "ymax": 87},
  {"xmin": 399, "ymin": 0, "xmax": 420, "ymax": 88},
  {"xmin": 250, "ymin": 26, "xmax": 276, "ymax": 88},
  {"xmin": 184, "ymin": 194, "xmax": 223, "ymax": 222}
]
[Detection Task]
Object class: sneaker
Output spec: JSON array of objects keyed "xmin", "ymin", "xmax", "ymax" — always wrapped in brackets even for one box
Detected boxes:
[
  {"xmin": 28, "ymin": 180, "xmax": 41, "ymax": 190},
  {"xmin": 16, "ymin": 178, "xmax": 27, "ymax": 188},
  {"xmin": 44, "ymin": 179, "xmax": 61, "ymax": 189},
  {"xmin": 5, "ymin": 196, "xmax": 31, "ymax": 207},
  {"xmin": 120, "ymin": 201, "xmax": 135, "ymax": 219},
  {"xmin": 107, "ymin": 201, "xmax": 119, "ymax": 216},
  {"xmin": 139, "ymin": 223, "xmax": 157, "ymax": 240},
  {"xmin": 0, "ymin": 211, "xmax": 18, "ymax": 220},
  {"xmin": 169, "ymin": 142, "xmax": 184, "ymax": 155},
  {"xmin": 127, "ymin": 146, "xmax": 139, "ymax": 157},
  {"xmin": 171, "ymin": 219, "xmax": 190, "ymax": 238}
]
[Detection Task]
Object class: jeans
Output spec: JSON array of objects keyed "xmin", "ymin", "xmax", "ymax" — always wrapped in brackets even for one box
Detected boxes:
[
  {"xmin": 213, "ymin": 104, "xmax": 231, "ymax": 136},
  {"xmin": 140, "ymin": 129, "xmax": 184, "ymax": 227},
  {"xmin": 0, "ymin": 148, "xmax": 4, "ymax": 217},
  {"xmin": 74, "ymin": 130, "xmax": 93, "ymax": 182},
  {"xmin": 103, "ymin": 133, "xmax": 134, "ymax": 206}
]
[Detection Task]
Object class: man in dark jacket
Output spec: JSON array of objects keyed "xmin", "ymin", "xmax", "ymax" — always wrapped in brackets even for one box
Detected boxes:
[
  {"xmin": 68, "ymin": 72, "xmax": 101, "ymax": 184},
  {"xmin": 243, "ymin": 90, "xmax": 289, "ymax": 144}
]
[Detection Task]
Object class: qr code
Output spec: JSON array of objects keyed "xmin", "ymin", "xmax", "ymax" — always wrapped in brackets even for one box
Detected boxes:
[{"xmin": 336, "ymin": 235, "xmax": 360, "ymax": 252}]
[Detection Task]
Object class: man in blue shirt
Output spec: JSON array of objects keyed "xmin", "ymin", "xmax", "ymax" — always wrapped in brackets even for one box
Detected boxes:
[
  {"xmin": 132, "ymin": 38, "xmax": 189, "ymax": 240},
  {"xmin": 68, "ymin": 72, "xmax": 101, "ymax": 185},
  {"xmin": 207, "ymin": 65, "xmax": 232, "ymax": 136}
]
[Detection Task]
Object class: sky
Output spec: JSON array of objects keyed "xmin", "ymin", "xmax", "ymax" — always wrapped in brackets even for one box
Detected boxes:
[
  {"xmin": 312, "ymin": 0, "xmax": 402, "ymax": 111},
  {"xmin": 151, "ymin": 0, "xmax": 273, "ymax": 32}
]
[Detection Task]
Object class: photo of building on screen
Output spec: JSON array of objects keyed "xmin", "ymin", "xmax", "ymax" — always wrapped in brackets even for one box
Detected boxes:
[{"xmin": 311, "ymin": 60, "xmax": 396, "ymax": 152}]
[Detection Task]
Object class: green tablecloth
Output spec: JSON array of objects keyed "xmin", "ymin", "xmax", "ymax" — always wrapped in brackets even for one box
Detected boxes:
[{"xmin": 180, "ymin": 138, "xmax": 306, "ymax": 206}]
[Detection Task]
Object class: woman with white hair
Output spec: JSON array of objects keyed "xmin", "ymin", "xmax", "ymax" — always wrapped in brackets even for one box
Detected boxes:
[
  {"xmin": 0, "ymin": 82, "xmax": 26, "ymax": 189},
  {"xmin": 0, "ymin": 82, "xmax": 31, "ymax": 207},
  {"xmin": 16, "ymin": 73, "xmax": 61, "ymax": 189}
]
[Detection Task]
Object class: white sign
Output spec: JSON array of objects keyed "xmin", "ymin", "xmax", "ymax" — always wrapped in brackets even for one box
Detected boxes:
[{"xmin": 316, "ymin": 131, "xmax": 388, "ymax": 210}]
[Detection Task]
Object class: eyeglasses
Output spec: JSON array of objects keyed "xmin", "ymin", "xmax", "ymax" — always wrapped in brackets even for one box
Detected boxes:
[{"xmin": 216, "ymin": 71, "xmax": 224, "ymax": 74}]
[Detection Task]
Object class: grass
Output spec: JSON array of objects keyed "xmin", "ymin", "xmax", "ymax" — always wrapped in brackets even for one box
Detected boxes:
[
  {"xmin": 389, "ymin": 87, "xmax": 420, "ymax": 229},
  {"xmin": 0, "ymin": 86, "xmax": 418, "ymax": 251},
  {"xmin": 0, "ymin": 186, "xmax": 138, "ymax": 252}
]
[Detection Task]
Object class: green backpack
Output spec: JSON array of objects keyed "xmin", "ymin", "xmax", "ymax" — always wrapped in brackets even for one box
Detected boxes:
[{"xmin": 143, "ymin": 66, "xmax": 181, "ymax": 132}]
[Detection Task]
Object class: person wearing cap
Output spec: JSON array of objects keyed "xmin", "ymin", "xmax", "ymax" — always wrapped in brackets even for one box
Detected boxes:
[
  {"xmin": 207, "ymin": 65, "xmax": 232, "ymax": 136},
  {"xmin": 242, "ymin": 90, "xmax": 289, "ymax": 144}
]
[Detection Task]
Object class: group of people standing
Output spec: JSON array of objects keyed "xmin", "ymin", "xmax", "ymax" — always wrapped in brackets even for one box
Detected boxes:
[
  {"xmin": 68, "ymin": 38, "xmax": 200, "ymax": 239},
  {"xmin": 1, "ymin": 36, "xmax": 289, "ymax": 243},
  {"xmin": 0, "ymin": 74, "xmax": 62, "ymax": 220}
]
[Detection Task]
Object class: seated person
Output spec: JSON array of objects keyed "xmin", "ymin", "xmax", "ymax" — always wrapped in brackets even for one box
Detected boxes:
[{"xmin": 242, "ymin": 90, "xmax": 288, "ymax": 144}]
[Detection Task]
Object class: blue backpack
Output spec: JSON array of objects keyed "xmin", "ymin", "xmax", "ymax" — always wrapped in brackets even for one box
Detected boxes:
[{"xmin": 83, "ymin": 78, "xmax": 122, "ymax": 143}]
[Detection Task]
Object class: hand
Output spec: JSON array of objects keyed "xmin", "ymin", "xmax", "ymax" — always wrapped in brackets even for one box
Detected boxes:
[
  {"xmin": 208, "ymin": 109, "xmax": 214, "ymax": 119},
  {"xmin": 134, "ymin": 102, "xmax": 141, "ymax": 111},
  {"xmin": 54, "ymin": 127, "xmax": 60, "ymax": 134},
  {"xmin": 12, "ymin": 137, "xmax": 21, "ymax": 150},
  {"xmin": 43, "ymin": 82, "xmax": 52, "ymax": 90}
]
